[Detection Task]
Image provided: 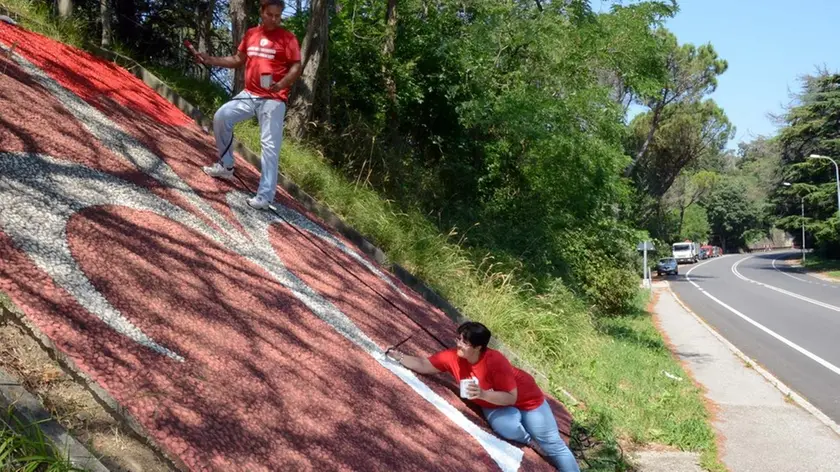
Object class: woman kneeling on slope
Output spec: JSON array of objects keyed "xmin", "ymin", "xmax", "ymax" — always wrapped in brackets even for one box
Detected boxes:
[{"xmin": 390, "ymin": 321, "xmax": 580, "ymax": 472}]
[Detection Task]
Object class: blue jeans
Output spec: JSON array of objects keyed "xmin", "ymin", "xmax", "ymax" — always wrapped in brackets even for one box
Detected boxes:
[
  {"xmin": 483, "ymin": 400, "xmax": 580, "ymax": 472},
  {"xmin": 214, "ymin": 91, "xmax": 287, "ymax": 202}
]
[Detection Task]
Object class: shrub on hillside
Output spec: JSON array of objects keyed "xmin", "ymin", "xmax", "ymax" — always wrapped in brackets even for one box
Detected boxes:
[
  {"xmin": 581, "ymin": 266, "xmax": 640, "ymax": 315},
  {"xmin": 551, "ymin": 224, "xmax": 643, "ymax": 316}
]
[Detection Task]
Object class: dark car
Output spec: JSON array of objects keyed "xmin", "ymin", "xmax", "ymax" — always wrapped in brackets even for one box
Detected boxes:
[{"xmin": 657, "ymin": 257, "xmax": 679, "ymax": 276}]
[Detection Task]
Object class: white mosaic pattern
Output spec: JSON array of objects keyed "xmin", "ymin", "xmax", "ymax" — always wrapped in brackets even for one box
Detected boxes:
[{"xmin": 0, "ymin": 42, "xmax": 524, "ymax": 471}]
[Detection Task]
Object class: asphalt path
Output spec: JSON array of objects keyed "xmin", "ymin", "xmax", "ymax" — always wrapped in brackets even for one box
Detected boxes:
[{"xmin": 669, "ymin": 250, "xmax": 840, "ymax": 425}]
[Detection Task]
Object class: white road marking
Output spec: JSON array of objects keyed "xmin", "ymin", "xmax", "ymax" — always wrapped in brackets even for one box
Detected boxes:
[
  {"xmin": 732, "ymin": 257, "xmax": 840, "ymax": 313},
  {"xmin": 771, "ymin": 254, "xmax": 812, "ymax": 283},
  {"xmin": 770, "ymin": 252, "xmax": 840, "ymax": 287},
  {"xmin": 685, "ymin": 257, "xmax": 840, "ymax": 378}
]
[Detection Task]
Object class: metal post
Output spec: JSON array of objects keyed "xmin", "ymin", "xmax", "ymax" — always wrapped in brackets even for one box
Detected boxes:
[
  {"xmin": 808, "ymin": 154, "xmax": 840, "ymax": 216},
  {"xmin": 835, "ymin": 162, "xmax": 840, "ymax": 218},
  {"xmin": 802, "ymin": 196, "xmax": 806, "ymax": 262},
  {"xmin": 643, "ymin": 247, "xmax": 648, "ymax": 287}
]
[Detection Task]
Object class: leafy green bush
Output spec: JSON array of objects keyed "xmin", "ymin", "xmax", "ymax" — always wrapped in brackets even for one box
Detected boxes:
[{"xmin": 584, "ymin": 266, "xmax": 641, "ymax": 315}]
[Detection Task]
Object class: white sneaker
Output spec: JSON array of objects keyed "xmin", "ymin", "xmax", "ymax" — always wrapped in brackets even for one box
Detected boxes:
[
  {"xmin": 202, "ymin": 162, "xmax": 234, "ymax": 180},
  {"xmin": 247, "ymin": 195, "xmax": 271, "ymax": 210}
]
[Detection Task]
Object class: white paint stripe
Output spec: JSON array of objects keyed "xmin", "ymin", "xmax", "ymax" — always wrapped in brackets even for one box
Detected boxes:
[
  {"xmin": 665, "ymin": 284, "xmax": 840, "ymax": 438},
  {"xmin": 685, "ymin": 257, "xmax": 840, "ymax": 378},
  {"xmin": 266, "ymin": 203, "xmax": 409, "ymax": 299},
  {"xmin": 375, "ymin": 355, "xmax": 524, "ymax": 472},
  {"xmin": 0, "ymin": 42, "xmax": 243, "ymax": 241},
  {"xmin": 771, "ymin": 254, "xmax": 812, "ymax": 283},
  {"xmin": 248, "ymin": 52, "xmax": 275, "ymax": 59},
  {"xmin": 230, "ymin": 195, "xmax": 525, "ymax": 471},
  {"xmin": 732, "ymin": 257, "xmax": 840, "ymax": 313}
]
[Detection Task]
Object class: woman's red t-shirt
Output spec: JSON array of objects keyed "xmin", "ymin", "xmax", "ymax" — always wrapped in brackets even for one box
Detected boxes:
[{"xmin": 428, "ymin": 348, "xmax": 544, "ymax": 411}]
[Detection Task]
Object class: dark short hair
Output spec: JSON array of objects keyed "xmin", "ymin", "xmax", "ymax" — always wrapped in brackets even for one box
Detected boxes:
[
  {"xmin": 261, "ymin": 0, "xmax": 285, "ymax": 10},
  {"xmin": 457, "ymin": 322, "xmax": 491, "ymax": 351}
]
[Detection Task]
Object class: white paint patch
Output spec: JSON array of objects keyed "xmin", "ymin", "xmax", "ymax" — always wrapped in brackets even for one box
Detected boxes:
[
  {"xmin": 0, "ymin": 153, "xmax": 197, "ymax": 360},
  {"xmin": 0, "ymin": 43, "xmax": 243, "ymax": 240},
  {"xmin": 229, "ymin": 194, "xmax": 525, "ymax": 471}
]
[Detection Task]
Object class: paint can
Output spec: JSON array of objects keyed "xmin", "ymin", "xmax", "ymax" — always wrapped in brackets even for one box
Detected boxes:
[
  {"xmin": 260, "ymin": 73, "xmax": 273, "ymax": 89},
  {"xmin": 459, "ymin": 377, "xmax": 478, "ymax": 399}
]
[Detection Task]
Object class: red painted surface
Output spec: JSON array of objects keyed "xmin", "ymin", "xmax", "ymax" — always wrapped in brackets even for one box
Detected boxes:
[{"xmin": 0, "ymin": 23, "xmax": 570, "ymax": 471}]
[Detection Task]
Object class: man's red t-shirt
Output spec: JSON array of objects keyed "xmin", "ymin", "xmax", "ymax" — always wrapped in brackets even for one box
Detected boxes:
[
  {"xmin": 237, "ymin": 25, "xmax": 301, "ymax": 102},
  {"xmin": 428, "ymin": 348, "xmax": 545, "ymax": 411}
]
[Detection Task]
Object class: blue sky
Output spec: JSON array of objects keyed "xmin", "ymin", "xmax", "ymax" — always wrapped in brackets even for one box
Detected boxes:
[{"xmin": 608, "ymin": 0, "xmax": 840, "ymax": 147}]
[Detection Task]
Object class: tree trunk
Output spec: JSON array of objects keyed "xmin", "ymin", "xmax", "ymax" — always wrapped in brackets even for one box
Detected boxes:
[
  {"xmin": 315, "ymin": 20, "xmax": 331, "ymax": 124},
  {"xmin": 56, "ymin": 0, "xmax": 72, "ymax": 17},
  {"xmin": 197, "ymin": 0, "xmax": 215, "ymax": 80},
  {"xmin": 115, "ymin": 0, "xmax": 138, "ymax": 47},
  {"xmin": 382, "ymin": 0, "xmax": 397, "ymax": 100},
  {"xmin": 286, "ymin": 0, "xmax": 329, "ymax": 139},
  {"xmin": 677, "ymin": 205, "xmax": 686, "ymax": 237},
  {"xmin": 624, "ymin": 100, "xmax": 664, "ymax": 177},
  {"xmin": 382, "ymin": 0, "xmax": 399, "ymax": 144},
  {"xmin": 100, "ymin": 0, "xmax": 112, "ymax": 48},
  {"xmin": 230, "ymin": 0, "xmax": 247, "ymax": 94}
]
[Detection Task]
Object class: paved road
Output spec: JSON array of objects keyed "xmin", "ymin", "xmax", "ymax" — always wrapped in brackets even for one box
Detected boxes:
[{"xmin": 669, "ymin": 250, "xmax": 840, "ymax": 425}]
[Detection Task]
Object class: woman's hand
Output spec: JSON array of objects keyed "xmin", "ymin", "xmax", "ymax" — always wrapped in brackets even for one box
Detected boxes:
[
  {"xmin": 474, "ymin": 388, "xmax": 518, "ymax": 406},
  {"xmin": 388, "ymin": 351, "xmax": 441, "ymax": 375},
  {"xmin": 386, "ymin": 349, "xmax": 405, "ymax": 362},
  {"xmin": 466, "ymin": 381, "xmax": 483, "ymax": 400}
]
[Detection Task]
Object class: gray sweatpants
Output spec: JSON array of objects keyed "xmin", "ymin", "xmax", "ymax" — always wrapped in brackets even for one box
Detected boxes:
[{"xmin": 213, "ymin": 90, "xmax": 286, "ymax": 202}]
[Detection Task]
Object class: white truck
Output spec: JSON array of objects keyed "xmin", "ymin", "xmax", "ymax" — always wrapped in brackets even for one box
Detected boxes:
[{"xmin": 672, "ymin": 241, "xmax": 699, "ymax": 264}]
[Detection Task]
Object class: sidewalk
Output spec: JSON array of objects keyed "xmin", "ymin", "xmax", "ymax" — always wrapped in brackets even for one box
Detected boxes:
[{"xmin": 652, "ymin": 282, "xmax": 840, "ymax": 472}]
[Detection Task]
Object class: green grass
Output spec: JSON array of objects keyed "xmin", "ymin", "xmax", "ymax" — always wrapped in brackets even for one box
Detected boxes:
[
  {"xmin": 2, "ymin": 3, "xmax": 724, "ymax": 469},
  {"xmin": 147, "ymin": 66, "xmax": 231, "ymax": 117},
  {"xmin": 0, "ymin": 0, "xmax": 88, "ymax": 48},
  {"xmin": 801, "ymin": 254, "xmax": 840, "ymax": 279},
  {"xmin": 0, "ymin": 407, "xmax": 82, "ymax": 472}
]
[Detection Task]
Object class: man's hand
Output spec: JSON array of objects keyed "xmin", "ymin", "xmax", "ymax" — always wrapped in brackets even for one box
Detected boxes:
[
  {"xmin": 194, "ymin": 52, "xmax": 244, "ymax": 70},
  {"xmin": 194, "ymin": 52, "xmax": 210, "ymax": 65},
  {"xmin": 266, "ymin": 62, "xmax": 302, "ymax": 94}
]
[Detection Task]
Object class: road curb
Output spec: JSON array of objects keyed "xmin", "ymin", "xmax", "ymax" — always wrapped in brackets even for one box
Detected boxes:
[
  {"xmin": 0, "ymin": 301, "xmax": 189, "ymax": 472},
  {"xmin": 664, "ymin": 281, "xmax": 840, "ymax": 438},
  {"xmin": 0, "ymin": 365, "xmax": 110, "ymax": 472}
]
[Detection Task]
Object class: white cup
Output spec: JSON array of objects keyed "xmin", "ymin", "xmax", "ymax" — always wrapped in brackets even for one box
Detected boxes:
[
  {"xmin": 260, "ymin": 74, "xmax": 273, "ymax": 89},
  {"xmin": 459, "ymin": 377, "xmax": 478, "ymax": 399}
]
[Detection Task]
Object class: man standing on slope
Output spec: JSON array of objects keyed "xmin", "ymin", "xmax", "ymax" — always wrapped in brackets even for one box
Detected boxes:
[{"xmin": 194, "ymin": 0, "xmax": 301, "ymax": 210}]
